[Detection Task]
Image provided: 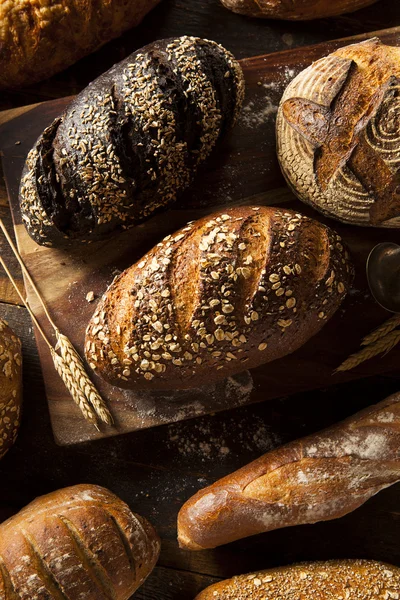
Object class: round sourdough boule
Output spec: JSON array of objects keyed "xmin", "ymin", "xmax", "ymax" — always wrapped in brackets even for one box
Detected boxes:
[
  {"xmin": 19, "ymin": 36, "xmax": 245, "ymax": 247},
  {"xmin": 220, "ymin": 0, "xmax": 378, "ymax": 20},
  {"xmin": 276, "ymin": 38, "xmax": 400, "ymax": 228},
  {"xmin": 0, "ymin": 484, "xmax": 160, "ymax": 599},
  {"xmin": 0, "ymin": 319, "xmax": 22, "ymax": 460},
  {"xmin": 85, "ymin": 205, "xmax": 353, "ymax": 391},
  {"xmin": 195, "ymin": 560, "xmax": 400, "ymax": 599}
]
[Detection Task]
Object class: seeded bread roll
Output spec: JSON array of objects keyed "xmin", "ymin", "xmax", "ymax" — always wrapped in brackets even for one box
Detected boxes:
[
  {"xmin": 85, "ymin": 205, "xmax": 353, "ymax": 390},
  {"xmin": 276, "ymin": 38, "xmax": 400, "ymax": 227},
  {"xmin": 0, "ymin": 319, "xmax": 22, "ymax": 460},
  {"xmin": 0, "ymin": 0, "xmax": 161, "ymax": 89},
  {"xmin": 19, "ymin": 36, "xmax": 245, "ymax": 247},
  {"xmin": 0, "ymin": 484, "xmax": 160, "ymax": 599},
  {"xmin": 220, "ymin": 0, "xmax": 378, "ymax": 19},
  {"xmin": 177, "ymin": 391, "xmax": 400, "ymax": 550},
  {"xmin": 195, "ymin": 560, "xmax": 400, "ymax": 599}
]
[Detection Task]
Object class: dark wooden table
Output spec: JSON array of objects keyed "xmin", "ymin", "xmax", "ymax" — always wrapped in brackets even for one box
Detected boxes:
[{"xmin": 1, "ymin": 1, "xmax": 400, "ymax": 598}]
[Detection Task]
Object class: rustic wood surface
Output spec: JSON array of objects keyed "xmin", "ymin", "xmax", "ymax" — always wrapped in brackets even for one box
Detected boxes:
[{"xmin": 0, "ymin": 1, "xmax": 400, "ymax": 597}]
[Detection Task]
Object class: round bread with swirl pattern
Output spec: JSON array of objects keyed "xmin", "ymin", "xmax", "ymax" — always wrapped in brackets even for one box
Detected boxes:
[
  {"xmin": 0, "ymin": 319, "xmax": 22, "ymax": 460},
  {"xmin": 85, "ymin": 205, "xmax": 353, "ymax": 391},
  {"xmin": 19, "ymin": 36, "xmax": 245, "ymax": 247},
  {"xmin": 276, "ymin": 38, "xmax": 400, "ymax": 228}
]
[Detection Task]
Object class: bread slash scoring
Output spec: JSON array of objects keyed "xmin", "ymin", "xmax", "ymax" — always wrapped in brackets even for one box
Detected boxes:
[{"xmin": 85, "ymin": 206, "xmax": 353, "ymax": 391}]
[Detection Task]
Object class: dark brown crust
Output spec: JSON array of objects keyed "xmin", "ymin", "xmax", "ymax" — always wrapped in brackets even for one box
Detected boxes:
[
  {"xmin": 0, "ymin": 320, "xmax": 22, "ymax": 461},
  {"xmin": 0, "ymin": 0, "xmax": 161, "ymax": 89},
  {"xmin": 177, "ymin": 392, "xmax": 400, "ymax": 550},
  {"xmin": 0, "ymin": 484, "xmax": 160, "ymax": 600},
  {"xmin": 220, "ymin": 0, "xmax": 378, "ymax": 20},
  {"xmin": 18, "ymin": 36, "xmax": 245, "ymax": 247},
  {"xmin": 85, "ymin": 205, "xmax": 353, "ymax": 391},
  {"xmin": 195, "ymin": 560, "xmax": 400, "ymax": 599}
]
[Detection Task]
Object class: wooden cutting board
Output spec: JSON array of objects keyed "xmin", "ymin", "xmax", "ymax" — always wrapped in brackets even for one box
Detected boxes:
[{"xmin": 1, "ymin": 26, "xmax": 400, "ymax": 446}]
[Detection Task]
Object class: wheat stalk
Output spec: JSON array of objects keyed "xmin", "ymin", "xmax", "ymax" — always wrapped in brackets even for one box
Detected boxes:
[
  {"xmin": 335, "ymin": 329, "xmax": 400, "ymax": 373},
  {"xmin": 0, "ymin": 230, "xmax": 113, "ymax": 429},
  {"xmin": 50, "ymin": 348, "xmax": 98, "ymax": 428},
  {"xmin": 361, "ymin": 314, "xmax": 400, "ymax": 346},
  {"xmin": 55, "ymin": 331, "xmax": 113, "ymax": 425}
]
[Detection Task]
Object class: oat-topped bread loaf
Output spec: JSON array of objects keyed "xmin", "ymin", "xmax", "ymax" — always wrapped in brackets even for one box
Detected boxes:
[
  {"xmin": 195, "ymin": 560, "xmax": 400, "ymax": 599},
  {"xmin": 0, "ymin": 0, "xmax": 161, "ymax": 89},
  {"xmin": 85, "ymin": 205, "xmax": 353, "ymax": 391},
  {"xmin": 220, "ymin": 0, "xmax": 378, "ymax": 19},
  {"xmin": 19, "ymin": 36, "xmax": 245, "ymax": 247},
  {"xmin": 277, "ymin": 38, "xmax": 400, "ymax": 228},
  {"xmin": 178, "ymin": 391, "xmax": 400, "ymax": 550},
  {"xmin": 0, "ymin": 484, "xmax": 160, "ymax": 599},
  {"xmin": 0, "ymin": 319, "xmax": 22, "ymax": 460}
]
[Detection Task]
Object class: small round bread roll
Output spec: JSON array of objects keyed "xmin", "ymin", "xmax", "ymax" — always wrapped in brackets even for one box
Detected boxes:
[
  {"xmin": 276, "ymin": 38, "xmax": 400, "ymax": 227},
  {"xmin": 220, "ymin": 0, "xmax": 378, "ymax": 20},
  {"xmin": 0, "ymin": 319, "xmax": 22, "ymax": 459}
]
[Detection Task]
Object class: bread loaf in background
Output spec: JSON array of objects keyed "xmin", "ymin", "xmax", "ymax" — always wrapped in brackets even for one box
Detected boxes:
[
  {"xmin": 220, "ymin": 0, "xmax": 378, "ymax": 20},
  {"xmin": 276, "ymin": 38, "xmax": 400, "ymax": 228},
  {"xmin": 0, "ymin": 0, "xmax": 161, "ymax": 89},
  {"xmin": 0, "ymin": 319, "xmax": 22, "ymax": 460},
  {"xmin": 19, "ymin": 36, "xmax": 244, "ymax": 247},
  {"xmin": 85, "ymin": 205, "xmax": 353, "ymax": 391},
  {"xmin": 0, "ymin": 484, "xmax": 160, "ymax": 599},
  {"xmin": 178, "ymin": 391, "xmax": 400, "ymax": 550},
  {"xmin": 195, "ymin": 560, "xmax": 400, "ymax": 599}
]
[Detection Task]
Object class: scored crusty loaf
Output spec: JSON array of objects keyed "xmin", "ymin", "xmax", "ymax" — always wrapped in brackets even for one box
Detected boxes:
[
  {"xmin": 19, "ymin": 36, "xmax": 245, "ymax": 247},
  {"xmin": 178, "ymin": 391, "xmax": 400, "ymax": 550},
  {"xmin": 0, "ymin": 0, "xmax": 161, "ymax": 89},
  {"xmin": 0, "ymin": 484, "xmax": 160, "ymax": 599},
  {"xmin": 220, "ymin": 0, "xmax": 378, "ymax": 19},
  {"xmin": 85, "ymin": 205, "xmax": 353, "ymax": 391},
  {"xmin": 195, "ymin": 560, "xmax": 400, "ymax": 599},
  {"xmin": 276, "ymin": 38, "xmax": 400, "ymax": 228},
  {"xmin": 0, "ymin": 319, "xmax": 22, "ymax": 460}
]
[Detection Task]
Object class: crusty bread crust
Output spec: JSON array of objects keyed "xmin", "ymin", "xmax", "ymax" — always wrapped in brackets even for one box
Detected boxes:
[
  {"xmin": 85, "ymin": 205, "xmax": 353, "ymax": 390},
  {"xmin": 220, "ymin": 0, "xmax": 378, "ymax": 20},
  {"xmin": 0, "ymin": 319, "xmax": 22, "ymax": 460},
  {"xmin": 0, "ymin": 484, "xmax": 160, "ymax": 599},
  {"xmin": 195, "ymin": 560, "xmax": 400, "ymax": 599},
  {"xmin": 0, "ymin": 0, "xmax": 161, "ymax": 89},
  {"xmin": 178, "ymin": 392, "xmax": 400, "ymax": 550}
]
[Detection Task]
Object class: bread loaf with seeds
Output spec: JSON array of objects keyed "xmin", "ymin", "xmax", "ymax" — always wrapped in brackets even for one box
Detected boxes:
[
  {"xmin": 0, "ymin": 319, "xmax": 22, "ymax": 460},
  {"xmin": 19, "ymin": 36, "xmax": 245, "ymax": 247},
  {"xmin": 195, "ymin": 560, "xmax": 400, "ymax": 599},
  {"xmin": 0, "ymin": 484, "xmax": 160, "ymax": 599},
  {"xmin": 220, "ymin": 0, "xmax": 378, "ymax": 20},
  {"xmin": 276, "ymin": 38, "xmax": 400, "ymax": 227},
  {"xmin": 85, "ymin": 205, "xmax": 353, "ymax": 391},
  {"xmin": 177, "ymin": 391, "xmax": 400, "ymax": 550}
]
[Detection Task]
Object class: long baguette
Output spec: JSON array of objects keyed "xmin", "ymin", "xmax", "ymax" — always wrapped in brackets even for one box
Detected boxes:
[{"xmin": 178, "ymin": 392, "xmax": 400, "ymax": 550}]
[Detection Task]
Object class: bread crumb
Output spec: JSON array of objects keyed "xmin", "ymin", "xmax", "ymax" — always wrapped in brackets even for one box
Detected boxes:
[{"xmin": 86, "ymin": 291, "xmax": 95, "ymax": 302}]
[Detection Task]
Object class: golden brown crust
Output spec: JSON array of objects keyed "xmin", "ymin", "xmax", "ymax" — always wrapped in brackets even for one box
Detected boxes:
[
  {"xmin": 276, "ymin": 38, "xmax": 400, "ymax": 227},
  {"xmin": 195, "ymin": 560, "xmax": 400, "ymax": 599},
  {"xmin": 85, "ymin": 205, "xmax": 353, "ymax": 390},
  {"xmin": 0, "ymin": 484, "xmax": 160, "ymax": 599},
  {"xmin": 0, "ymin": 319, "xmax": 22, "ymax": 460},
  {"xmin": 0, "ymin": 0, "xmax": 161, "ymax": 89},
  {"xmin": 178, "ymin": 392, "xmax": 400, "ymax": 550},
  {"xmin": 220, "ymin": 0, "xmax": 378, "ymax": 19}
]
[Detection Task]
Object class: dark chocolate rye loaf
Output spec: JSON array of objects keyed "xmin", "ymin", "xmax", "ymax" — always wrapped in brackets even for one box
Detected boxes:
[{"xmin": 19, "ymin": 37, "xmax": 245, "ymax": 247}]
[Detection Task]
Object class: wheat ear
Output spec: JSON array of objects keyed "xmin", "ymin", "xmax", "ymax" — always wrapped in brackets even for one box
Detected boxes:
[
  {"xmin": 55, "ymin": 331, "xmax": 113, "ymax": 425},
  {"xmin": 361, "ymin": 314, "xmax": 400, "ymax": 346},
  {"xmin": 335, "ymin": 329, "xmax": 400, "ymax": 373}
]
